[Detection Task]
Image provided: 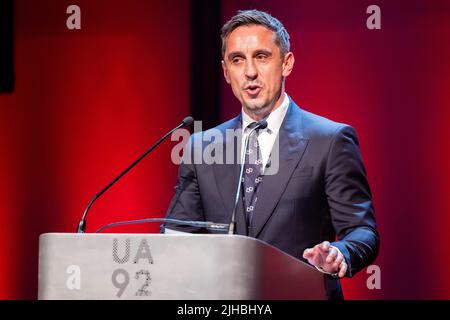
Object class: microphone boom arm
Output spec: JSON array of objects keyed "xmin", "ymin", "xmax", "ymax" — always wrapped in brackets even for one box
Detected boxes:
[
  {"xmin": 77, "ymin": 117, "xmax": 193, "ymax": 233},
  {"xmin": 95, "ymin": 217, "xmax": 229, "ymax": 233}
]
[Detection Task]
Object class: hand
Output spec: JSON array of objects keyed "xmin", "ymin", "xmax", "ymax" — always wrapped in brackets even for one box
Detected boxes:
[{"xmin": 302, "ymin": 241, "xmax": 348, "ymax": 278}]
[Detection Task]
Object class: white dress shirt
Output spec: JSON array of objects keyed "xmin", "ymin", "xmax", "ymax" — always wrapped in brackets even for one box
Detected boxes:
[{"xmin": 241, "ymin": 93, "xmax": 289, "ymax": 172}]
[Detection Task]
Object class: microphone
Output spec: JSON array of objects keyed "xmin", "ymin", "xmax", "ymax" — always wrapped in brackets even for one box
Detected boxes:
[
  {"xmin": 181, "ymin": 116, "xmax": 194, "ymax": 126},
  {"xmin": 76, "ymin": 116, "xmax": 194, "ymax": 233},
  {"xmin": 256, "ymin": 119, "xmax": 268, "ymax": 130},
  {"xmin": 228, "ymin": 119, "xmax": 268, "ymax": 235},
  {"xmin": 95, "ymin": 217, "xmax": 229, "ymax": 233}
]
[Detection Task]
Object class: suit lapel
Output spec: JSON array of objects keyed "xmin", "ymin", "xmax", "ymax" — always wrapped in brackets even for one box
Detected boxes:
[{"xmin": 251, "ymin": 101, "xmax": 310, "ymax": 238}]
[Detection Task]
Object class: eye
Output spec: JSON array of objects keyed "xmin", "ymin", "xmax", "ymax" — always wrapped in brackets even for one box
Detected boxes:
[
  {"xmin": 256, "ymin": 54, "xmax": 268, "ymax": 61},
  {"xmin": 232, "ymin": 56, "xmax": 243, "ymax": 64}
]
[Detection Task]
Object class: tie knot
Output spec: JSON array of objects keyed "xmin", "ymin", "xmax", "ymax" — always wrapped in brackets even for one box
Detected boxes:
[{"xmin": 247, "ymin": 121, "xmax": 259, "ymax": 129}]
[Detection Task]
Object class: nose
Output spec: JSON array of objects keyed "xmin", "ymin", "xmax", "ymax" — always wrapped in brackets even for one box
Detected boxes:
[{"xmin": 244, "ymin": 59, "xmax": 258, "ymax": 80}]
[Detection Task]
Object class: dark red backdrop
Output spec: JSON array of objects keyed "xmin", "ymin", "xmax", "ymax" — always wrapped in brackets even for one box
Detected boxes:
[
  {"xmin": 0, "ymin": 0, "xmax": 449, "ymax": 299},
  {"xmin": 0, "ymin": 0, "xmax": 190, "ymax": 299}
]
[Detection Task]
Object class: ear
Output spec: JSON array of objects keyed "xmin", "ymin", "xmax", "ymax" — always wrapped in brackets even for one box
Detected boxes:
[
  {"xmin": 221, "ymin": 60, "xmax": 231, "ymax": 84},
  {"xmin": 281, "ymin": 52, "xmax": 295, "ymax": 77}
]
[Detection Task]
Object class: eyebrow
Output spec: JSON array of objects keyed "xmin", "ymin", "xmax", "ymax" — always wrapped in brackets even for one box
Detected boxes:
[
  {"xmin": 254, "ymin": 49, "xmax": 272, "ymax": 56},
  {"xmin": 227, "ymin": 49, "xmax": 273, "ymax": 61},
  {"xmin": 227, "ymin": 51, "xmax": 244, "ymax": 61}
]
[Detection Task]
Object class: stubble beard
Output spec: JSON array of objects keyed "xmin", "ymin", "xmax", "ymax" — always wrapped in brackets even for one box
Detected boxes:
[
  {"xmin": 244, "ymin": 102, "xmax": 271, "ymax": 118},
  {"xmin": 242, "ymin": 93, "xmax": 279, "ymax": 120}
]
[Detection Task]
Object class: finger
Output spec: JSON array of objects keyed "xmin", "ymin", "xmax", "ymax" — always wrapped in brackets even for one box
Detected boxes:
[
  {"xmin": 311, "ymin": 252, "xmax": 323, "ymax": 267},
  {"xmin": 302, "ymin": 248, "xmax": 314, "ymax": 258},
  {"xmin": 319, "ymin": 241, "xmax": 331, "ymax": 253},
  {"xmin": 303, "ymin": 248, "xmax": 319, "ymax": 266},
  {"xmin": 306, "ymin": 246, "xmax": 322, "ymax": 266},
  {"xmin": 333, "ymin": 253, "xmax": 344, "ymax": 270},
  {"xmin": 338, "ymin": 261, "xmax": 348, "ymax": 278},
  {"xmin": 325, "ymin": 247, "xmax": 338, "ymax": 264}
]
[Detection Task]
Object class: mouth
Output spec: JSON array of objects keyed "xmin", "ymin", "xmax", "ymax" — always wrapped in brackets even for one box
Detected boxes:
[{"xmin": 243, "ymin": 84, "xmax": 262, "ymax": 97}]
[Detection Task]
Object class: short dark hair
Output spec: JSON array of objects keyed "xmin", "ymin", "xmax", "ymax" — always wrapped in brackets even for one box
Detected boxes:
[{"xmin": 221, "ymin": 9, "xmax": 290, "ymax": 57}]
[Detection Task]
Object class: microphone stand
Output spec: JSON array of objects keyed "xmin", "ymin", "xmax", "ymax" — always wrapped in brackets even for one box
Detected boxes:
[
  {"xmin": 228, "ymin": 120, "xmax": 267, "ymax": 235},
  {"xmin": 76, "ymin": 117, "xmax": 194, "ymax": 233}
]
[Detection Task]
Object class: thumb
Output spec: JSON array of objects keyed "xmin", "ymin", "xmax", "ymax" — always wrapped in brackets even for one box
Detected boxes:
[{"xmin": 303, "ymin": 248, "xmax": 313, "ymax": 258}]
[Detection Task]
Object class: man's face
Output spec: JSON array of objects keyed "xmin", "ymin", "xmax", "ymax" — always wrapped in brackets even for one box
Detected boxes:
[{"xmin": 222, "ymin": 25, "xmax": 294, "ymax": 119}]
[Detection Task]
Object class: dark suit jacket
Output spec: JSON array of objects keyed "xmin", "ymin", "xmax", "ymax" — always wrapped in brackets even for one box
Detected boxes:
[{"xmin": 164, "ymin": 98, "xmax": 379, "ymax": 299}]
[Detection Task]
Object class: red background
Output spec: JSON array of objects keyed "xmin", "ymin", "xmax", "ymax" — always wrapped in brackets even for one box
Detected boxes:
[{"xmin": 0, "ymin": 0, "xmax": 449, "ymax": 299}]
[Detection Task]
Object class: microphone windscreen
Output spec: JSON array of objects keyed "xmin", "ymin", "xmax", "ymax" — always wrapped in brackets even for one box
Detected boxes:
[
  {"xmin": 257, "ymin": 119, "xmax": 268, "ymax": 129},
  {"xmin": 182, "ymin": 116, "xmax": 194, "ymax": 127}
]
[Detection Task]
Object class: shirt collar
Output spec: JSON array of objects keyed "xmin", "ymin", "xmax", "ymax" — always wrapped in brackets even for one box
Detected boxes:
[{"xmin": 242, "ymin": 92, "xmax": 290, "ymax": 134}]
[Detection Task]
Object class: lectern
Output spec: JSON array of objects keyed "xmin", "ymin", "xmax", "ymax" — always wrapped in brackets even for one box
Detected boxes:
[{"xmin": 38, "ymin": 233, "xmax": 327, "ymax": 299}]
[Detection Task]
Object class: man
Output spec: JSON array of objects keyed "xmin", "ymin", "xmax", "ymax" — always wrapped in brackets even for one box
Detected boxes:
[{"xmin": 164, "ymin": 9, "xmax": 379, "ymax": 299}]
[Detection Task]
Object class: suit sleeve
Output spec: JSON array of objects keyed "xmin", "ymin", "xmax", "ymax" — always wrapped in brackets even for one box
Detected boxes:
[
  {"xmin": 325, "ymin": 125, "xmax": 380, "ymax": 277},
  {"xmin": 162, "ymin": 134, "xmax": 206, "ymax": 233}
]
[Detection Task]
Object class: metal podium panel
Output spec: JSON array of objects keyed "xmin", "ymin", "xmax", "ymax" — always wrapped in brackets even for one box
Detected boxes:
[{"xmin": 38, "ymin": 233, "xmax": 326, "ymax": 300}]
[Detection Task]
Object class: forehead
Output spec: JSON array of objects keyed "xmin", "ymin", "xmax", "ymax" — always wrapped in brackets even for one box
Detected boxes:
[{"xmin": 225, "ymin": 25, "xmax": 277, "ymax": 52}]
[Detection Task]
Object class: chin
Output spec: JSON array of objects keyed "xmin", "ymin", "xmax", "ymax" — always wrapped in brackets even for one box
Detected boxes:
[
  {"xmin": 243, "ymin": 98, "xmax": 264, "ymax": 110},
  {"xmin": 245, "ymin": 104, "xmax": 263, "ymax": 113},
  {"xmin": 244, "ymin": 103, "xmax": 271, "ymax": 116}
]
